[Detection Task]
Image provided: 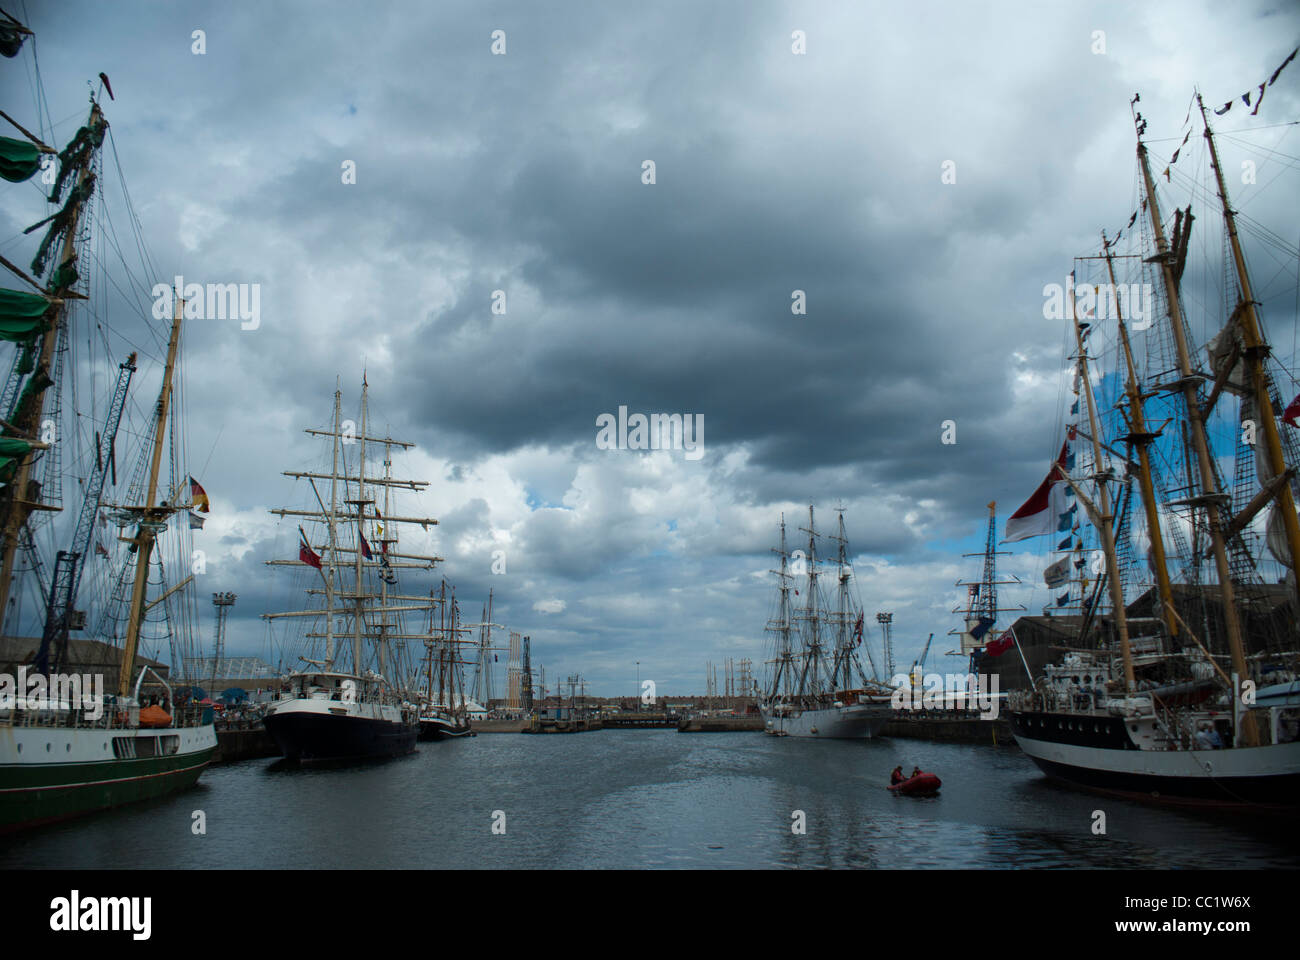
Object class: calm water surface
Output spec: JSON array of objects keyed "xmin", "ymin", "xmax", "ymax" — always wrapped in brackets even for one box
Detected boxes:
[{"xmin": 3, "ymin": 731, "xmax": 1296, "ymax": 869}]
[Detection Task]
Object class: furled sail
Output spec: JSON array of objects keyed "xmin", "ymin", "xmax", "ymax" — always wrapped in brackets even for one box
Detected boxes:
[
  {"xmin": 0, "ymin": 136, "xmax": 41, "ymax": 183},
  {"xmin": 1206, "ymin": 319, "xmax": 1248, "ymax": 396},
  {"xmin": 1241, "ymin": 392, "xmax": 1300, "ymax": 568}
]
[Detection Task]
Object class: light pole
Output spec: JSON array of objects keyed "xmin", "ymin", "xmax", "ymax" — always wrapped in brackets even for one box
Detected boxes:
[{"xmin": 635, "ymin": 661, "xmax": 640, "ymax": 708}]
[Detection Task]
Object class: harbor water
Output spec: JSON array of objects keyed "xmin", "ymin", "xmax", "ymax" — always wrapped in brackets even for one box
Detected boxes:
[{"xmin": 2, "ymin": 731, "xmax": 1295, "ymax": 869}]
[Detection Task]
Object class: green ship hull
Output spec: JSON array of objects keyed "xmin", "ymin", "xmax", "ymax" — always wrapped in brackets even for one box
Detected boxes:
[{"xmin": 0, "ymin": 731, "xmax": 217, "ymax": 833}]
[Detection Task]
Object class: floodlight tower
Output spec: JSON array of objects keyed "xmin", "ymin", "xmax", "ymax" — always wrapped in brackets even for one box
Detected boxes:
[
  {"xmin": 210, "ymin": 591, "xmax": 237, "ymax": 688},
  {"xmin": 876, "ymin": 612, "xmax": 894, "ymax": 680}
]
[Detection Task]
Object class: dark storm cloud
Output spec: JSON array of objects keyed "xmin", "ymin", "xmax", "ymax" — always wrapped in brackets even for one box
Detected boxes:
[{"xmin": 9, "ymin": 0, "xmax": 1298, "ymax": 692}]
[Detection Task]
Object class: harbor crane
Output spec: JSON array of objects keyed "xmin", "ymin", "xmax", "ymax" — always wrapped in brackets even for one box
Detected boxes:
[
  {"xmin": 910, "ymin": 633, "xmax": 934, "ymax": 689},
  {"xmin": 33, "ymin": 352, "xmax": 136, "ymax": 675}
]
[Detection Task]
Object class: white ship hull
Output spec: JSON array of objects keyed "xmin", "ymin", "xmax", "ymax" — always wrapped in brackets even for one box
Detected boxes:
[
  {"xmin": 1011, "ymin": 710, "xmax": 1300, "ymax": 805},
  {"xmin": 761, "ymin": 702, "xmax": 890, "ymax": 739},
  {"xmin": 263, "ymin": 690, "xmax": 417, "ymax": 762}
]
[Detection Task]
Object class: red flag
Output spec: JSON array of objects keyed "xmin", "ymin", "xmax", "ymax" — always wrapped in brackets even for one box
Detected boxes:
[
  {"xmin": 358, "ymin": 530, "xmax": 373, "ymax": 559},
  {"xmin": 1283, "ymin": 393, "xmax": 1300, "ymax": 428},
  {"xmin": 985, "ymin": 631, "xmax": 1015, "ymax": 658},
  {"xmin": 298, "ymin": 527, "xmax": 321, "ymax": 570}
]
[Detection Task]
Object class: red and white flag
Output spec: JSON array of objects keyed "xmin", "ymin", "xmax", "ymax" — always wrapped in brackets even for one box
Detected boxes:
[
  {"xmin": 1004, "ymin": 439, "xmax": 1072, "ymax": 542},
  {"xmin": 1283, "ymin": 392, "xmax": 1300, "ymax": 428}
]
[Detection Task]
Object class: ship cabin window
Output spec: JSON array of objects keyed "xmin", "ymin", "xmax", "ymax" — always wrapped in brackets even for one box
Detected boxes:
[
  {"xmin": 112, "ymin": 736, "xmax": 174, "ymax": 759},
  {"xmin": 114, "ymin": 736, "xmax": 148, "ymax": 758}
]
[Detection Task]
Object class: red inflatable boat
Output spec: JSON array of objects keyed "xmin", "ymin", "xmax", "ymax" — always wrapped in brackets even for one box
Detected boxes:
[{"xmin": 889, "ymin": 771, "xmax": 941, "ymax": 796}]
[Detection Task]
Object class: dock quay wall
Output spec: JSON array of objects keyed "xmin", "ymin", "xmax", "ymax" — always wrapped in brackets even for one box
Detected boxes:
[
  {"xmin": 212, "ymin": 723, "xmax": 280, "ymax": 763},
  {"xmin": 883, "ymin": 712, "xmax": 1012, "ymax": 745},
  {"xmin": 677, "ymin": 716, "xmax": 764, "ymax": 732}
]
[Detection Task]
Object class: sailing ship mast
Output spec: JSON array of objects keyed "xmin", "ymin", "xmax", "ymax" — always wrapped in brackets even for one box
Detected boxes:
[
  {"xmin": 827, "ymin": 507, "xmax": 855, "ymax": 690},
  {"xmin": 265, "ymin": 382, "xmax": 440, "ymax": 681},
  {"xmin": 794, "ymin": 506, "xmax": 824, "ymax": 702},
  {"xmin": 350, "ymin": 377, "xmax": 368, "ymax": 678},
  {"xmin": 117, "ymin": 293, "xmax": 186, "ymax": 697},
  {"xmin": 1195, "ymin": 92, "xmax": 1300, "ymax": 590},
  {"xmin": 1102, "ymin": 233, "xmax": 1179, "ymax": 643},
  {"xmin": 0, "ymin": 101, "xmax": 105, "ymax": 625},
  {"xmin": 325, "ymin": 388, "xmax": 340, "ymax": 667},
  {"xmin": 765, "ymin": 514, "xmax": 796, "ymax": 703},
  {"xmin": 1135, "ymin": 113, "xmax": 1256, "ymax": 743},
  {"xmin": 1064, "ymin": 281, "xmax": 1134, "ymax": 691}
]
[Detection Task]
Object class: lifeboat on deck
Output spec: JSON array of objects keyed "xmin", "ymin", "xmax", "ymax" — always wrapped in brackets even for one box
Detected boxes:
[{"xmin": 889, "ymin": 771, "xmax": 941, "ymax": 796}]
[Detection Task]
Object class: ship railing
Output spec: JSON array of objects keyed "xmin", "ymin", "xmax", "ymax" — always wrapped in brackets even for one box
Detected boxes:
[
  {"xmin": 1008, "ymin": 686, "xmax": 1109, "ymax": 717},
  {"xmin": 0, "ymin": 702, "xmax": 212, "ymax": 730},
  {"xmin": 1149, "ymin": 695, "xmax": 1192, "ymax": 751},
  {"xmin": 2, "ymin": 703, "xmax": 133, "ymax": 729}
]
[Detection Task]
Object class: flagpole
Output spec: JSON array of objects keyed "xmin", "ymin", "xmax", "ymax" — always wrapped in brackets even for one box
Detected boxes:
[{"xmin": 1009, "ymin": 625, "xmax": 1034, "ymax": 686}]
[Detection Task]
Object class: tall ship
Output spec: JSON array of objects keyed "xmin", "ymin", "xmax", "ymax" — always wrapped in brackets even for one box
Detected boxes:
[
  {"xmin": 261, "ymin": 379, "xmax": 437, "ymax": 762},
  {"xmin": 1007, "ymin": 82, "xmax": 1300, "ymax": 805},
  {"xmin": 760, "ymin": 506, "xmax": 894, "ymax": 738},
  {"xmin": 0, "ymin": 28, "xmax": 216, "ymax": 830},
  {"xmin": 416, "ymin": 580, "xmax": 475, "ymax": 740}
]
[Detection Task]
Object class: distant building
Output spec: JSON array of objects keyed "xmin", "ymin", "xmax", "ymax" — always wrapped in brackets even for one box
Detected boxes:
[
  {"xmin": 979, "ymin": 583, "xmax": 1298, "ymax": 691},
  {"xmin": 0, "ymin": 635, "xmax": 170, "ymax": 692},
  {"xmin": 180, "ymin": 655, "xmax": 277, "ymax": 692}
]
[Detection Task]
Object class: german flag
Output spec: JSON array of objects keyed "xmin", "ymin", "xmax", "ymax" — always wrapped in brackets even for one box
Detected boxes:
[{"xmin": 190, "ymin": 476, "xmax": 210, "ymax": 512}]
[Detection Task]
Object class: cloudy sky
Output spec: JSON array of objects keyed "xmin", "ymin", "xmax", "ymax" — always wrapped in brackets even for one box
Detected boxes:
[{"xmin": 4, "ymin": 1, "xmax": 1299, "ymax": 696}]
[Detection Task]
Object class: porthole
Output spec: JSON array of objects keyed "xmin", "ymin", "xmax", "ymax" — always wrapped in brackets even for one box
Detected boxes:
[
  {"xmin": 1131, "ymin": 725, "xmax": 1138, "ymax": 733},
  {"xmin": 45, "ymin": 743, "xmax": 51, "ymax": 752},
  {"xmin": 65, "ymin": 743, "xmax": 71, "ymax": 752}
]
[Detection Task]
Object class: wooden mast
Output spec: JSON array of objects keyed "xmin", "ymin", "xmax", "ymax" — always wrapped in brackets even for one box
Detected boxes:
[
  {"xmin": 1136, "ymin": 132, "xmax": 1257, "ymax": 745},
  {"xmin": 1068, "ymin": 277, "xmax": 1135, "ymax": 691},
  {"xmin": 375, "ymin": 440, "xmax": 388, "ymax": 682},
  {"xmin": 352, "ymin": 376, "xmax": 367, "ymax": 682},
  {"xmin": 0, "ymin": 102, "xmax": 103, "ymax": 624},
  {"xmin": 1196, "ymin": 92, "xmax": 1300, "ymax": 598},
  {"xmin": 1103, "ymin": 234, "xmax": 1178, "ymax": 640},
  {"xmin": 118, "ymin": 290, "xmax": 184, "ymax": 697},
  {"xmin": 324, "ymin": 386, "xmax": 341, "ymax": 668}
]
